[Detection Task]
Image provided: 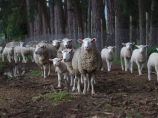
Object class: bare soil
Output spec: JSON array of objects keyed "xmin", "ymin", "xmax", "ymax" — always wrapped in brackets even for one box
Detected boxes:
[{"xmin": 0, "ymin": 62, "xmax": 158, "ymax": 118}]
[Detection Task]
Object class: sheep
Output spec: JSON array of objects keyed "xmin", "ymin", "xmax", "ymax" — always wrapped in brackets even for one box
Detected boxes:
[
  {"xmin": 59, "ymin": 49, "xmax": 75, "ymax": 87},
  {"xmin": 29, "ymin": 47, "xmax": 36, "ymax": 62},
  {"xmin": 120, "ymin": 42, "xmax": 135, "ymax": 71},
  {"xmin": 6, "ymin": 42, "xmax": 25, "ymax": 47},
  {"xmin": 147, "ymin": 48, "xmax": 158, "ymax": 83},
  {"xmin": 34, "ymin": 43, "xmax": 57, "ymax": 79},
  {"xmin": 50, "ymin": 40, "xmax": 61, "ymax": 50},
  {"xmin": 26, "ymin": 41, "xmax": 39, "ymax": 47},
  {"xmin": 76, "ymin": 38, "xmax": 102, "ymax": 95},
  {"xmin": 14, "ymin": 46, "xmax": 30, "ymax": 63},
  {"xmin": 101, "ymin": 46, "xmax": 116, "ymax": 71},
  {"xmin": 57, "ymin": 38, "xmax": 75, "ymax": 58},
  {"xmin": 2, "ymin": 47, "xmax": 14, "ymax": 62},
  {"xmin": 49, "ymin": 58, "xmax": 69, "ymax": 87},
  {"xmin": 130, "ymin": 45, "xmax": 148, "ymax": 75}
]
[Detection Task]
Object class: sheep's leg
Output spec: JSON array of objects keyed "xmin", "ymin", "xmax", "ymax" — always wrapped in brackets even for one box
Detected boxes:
[
  {"xmin": 57, "ymin": 73, "xmax": 62, "ymax": 87},
  {"xmin": 126, "ymin": 59, "xmax": 130, "ymax": 71},
  {"xmin": 101, "ymin": 59, "xmax": 104, "ymax": 70},
  {"xmin": 148, "ymin": 64, "xmax": 151, "ymax": 81},
  {"xmin": 72, "ymin": 76, "xmax": 77, "ymax": 91},
  {"xmin": 81, "ymin": 76, "xmax": 84, "ymax": 84},
  {"xmin": 91, "ymin": 74, "xmax": 95, "ymax": 95},
  {"xmin": 70, "ymin": 74, "xmax": 74, "ymax": 86},
  {"xmin": 141, "ymin": 63, "xmax": 145, "ymax": 71},
  {"xmin": 77, "ymin": 76, "xmax": 81, "ymax": 93},
  {"xmin": 124, "ymin": 58, "xmax": 128, "ymax": 71},
  {"xmin": 130, "ymin": 61, "xmax": 133, "ymax": 73},
  {"xmin": 136, "ymin": 61, "xmax": 142, "ymax": 75},
  {"xmin": 121, "ymin": 56, "xmax": 124, "ymax": 70},
  {"xmin": 47, "ymin": 64, "xmax": 51, "ymax": 76},
  {"xmin": 41, "ymin": 66, "xmax": 44, "ymax": 77},
  {"xmin": 109, "ymin": 61, "xmax": 112, "ymax": 71},
  {"xmin": 43, "ymin": 65, "xmax": 47, "ymax": 79},
  {"xmin": 83, "ymin": 74, "xmax": 87, "ymax": 94},
  {"xmin": 14, "ymin": 55, "xmax": 18, "ymax": 64},
  {"xmin": 19, "ymin": 56, "xmax": 21, "ymax": 61},
  {"xmin": 155, "ymin": 65, "xmax": 158, "ymax": 83},
  {"xmin": 14, "ymin": 66, "xmax": 17, "ymax": 77},
  {"xmin": 2, "ymin": 54, "xmax": 4, "ymax": 62},
  {"xmin": 22, "ymin": 55, "xmax": 27, "ymax": 63},
  {"xmin": 106, "ymin": 60, "xmax": 110, "ymax": 71},
  {"xmin": 87, "ymin": 74, "xmax": 90, "ymax": 92}
]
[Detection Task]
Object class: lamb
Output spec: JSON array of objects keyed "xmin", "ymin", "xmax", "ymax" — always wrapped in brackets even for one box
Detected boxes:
[
  {"xmin": 49, "ymin": 58, "xmax": 69, "ymax": 87},
  {"xmin": 34, "ymin": 43, "xmax": 57, "ymax": 79},
  {"xmin": 147, "ymin": 48, "xmax": 158, "ymax": 83},
  {"xmin": 6, "ymin": 42, "xmax": 25, "ymax": 47},
  {"xmin": 50, "ymin": 40, "xmax": 61, "ymax": 50},
  {"xmin": 29, "ymin": 47, "xmax": 36, "ymax": 62},
  {"xmin": 14, "ymin": 46, "xmax": 30, "ymax": 63},
  {"xmin": 2, "ymin": 47, "xmax": 14, "ymax": 62},
  {"xmin": 101, "ymin": 46, "xmax": 116, "ymax": 71},
  {"xmin": 120, "ymin": 42, "xmax": 135, "ymax": 71},
  {"xmin": 75, "ymin": 38, "xmax": 102, "ymax": 95},
  {"xmin": 130, "ymin": 45, "xmax": 148, "ymax": 75},
  {"xmin": 57, "ymin": 38, "xmax": 75, "ymax": 58},
  {"xmin": 26, "ymin": 41, "xmax": 39, "ymax": 47}
]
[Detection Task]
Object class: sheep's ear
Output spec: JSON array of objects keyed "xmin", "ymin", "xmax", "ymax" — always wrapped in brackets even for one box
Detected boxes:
[
  {"xmin": 132, "ymin": 42, "xmax": 135, "ymax": 45},
  {"xmin": 78, "ymin": 39, "xmax": 83, "ymax": 43},
  {"xmin": 58, "ymin": 51, "xmax": 62, "ymax": 53},
  {"xmin": 104, "ymin": 46, "xmax": 108, "ymax": 49},
  {"xmin": 145, "ymin": 45, "xmax": 149, "ymax": 48},
  {"xmin": 60, "ymin": 58, "xmax": 63, "ymax": 61},
  {"xmin": 92, "ymin": 38, "xmax": 97, "ymax": 42},
  {"xmin": 49, "ymin": 59, "xmax": 53, "ymax": 62},
  {"xmin": 122, "ymin": 43, "xmax": 126, "ymax": 46},
  {"xmin": 50, "ymin": 40, "xmax": 52, "ymax": 42},
  {"xmin": 156, "ymin": 48, "xmax": 158, "ymax": 51},
  {"xmin": 135, "ymin": 45, "xmax": 139, "ymax": 48}
]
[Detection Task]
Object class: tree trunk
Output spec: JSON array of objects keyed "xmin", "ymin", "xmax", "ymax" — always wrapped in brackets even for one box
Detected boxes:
[
  {"xmin": 50, "ymin": 0, "xmax": 55, "ymax": 38},
  {"xmin": 67, "ymin": 0, "xmax": 73, "ymax": 38},
  {"xmin": 64, "ymin": 0, "xmax": 67, "ymax": 29},
  {"xmin": 138, "ymin": 0, "xmax": 146, "ymax": 45},
  {"xmin": 88, "ymin": 0, "xmax": 91, "ymax": 37}
]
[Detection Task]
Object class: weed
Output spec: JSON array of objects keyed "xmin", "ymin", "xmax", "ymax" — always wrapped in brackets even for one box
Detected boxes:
[
  {"xmin": 147, "ymin": 111, "xmax": 152, "ymax": 115},
  {"xmin": 24, "ymin": 75, "xmax": 29, "ymax": 80},
  {"xmin": 31, "ymin": 70, "xmax": 41, "ymax": 77},
  {"xmin": 130, "ymin": 96, "xmax": 133, "ymax": 99},
  {"xmin": 0, "ymin": 97, "xmax": 3, "ymax": 102}
]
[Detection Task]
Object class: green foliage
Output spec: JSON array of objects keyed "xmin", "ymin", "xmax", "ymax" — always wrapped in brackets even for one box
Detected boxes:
[
  {"xmin": 148, "ymin": 46, "xmax": 158, "ymax": 57},
  {"xmin": 31, "ymin": 70, "xmax": 42, "ymax": 77}
]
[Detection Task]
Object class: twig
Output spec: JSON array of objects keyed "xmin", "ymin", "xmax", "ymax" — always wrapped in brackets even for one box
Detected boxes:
[{"xmin": 7, "ymin": 110, "xmax": 27, "ymax": 117}]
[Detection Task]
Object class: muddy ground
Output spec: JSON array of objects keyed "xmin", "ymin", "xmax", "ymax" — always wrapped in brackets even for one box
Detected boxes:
[{"xmin": 0, "ymin": 61, "xmax": 158, "ymax": 118}]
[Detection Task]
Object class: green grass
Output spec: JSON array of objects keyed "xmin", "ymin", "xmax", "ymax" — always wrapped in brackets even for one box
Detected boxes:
[{"xmin": 31, "ymin": 70, "xmax": 42, "ymax": 77}]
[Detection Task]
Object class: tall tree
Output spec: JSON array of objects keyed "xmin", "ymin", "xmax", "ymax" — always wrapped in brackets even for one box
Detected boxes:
[
  {"xmin": 88, "ymin": 0, "xmax": 91, "ymax": 37},
  {"xmin": 49, "ymin": 0, "xmax": 55, "ymax": 36}
]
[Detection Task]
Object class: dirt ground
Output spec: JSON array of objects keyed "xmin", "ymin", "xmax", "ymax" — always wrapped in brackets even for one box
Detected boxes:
[{"xmin": 0, "ymin": 61, "xmax": 158, "ymax": 118}]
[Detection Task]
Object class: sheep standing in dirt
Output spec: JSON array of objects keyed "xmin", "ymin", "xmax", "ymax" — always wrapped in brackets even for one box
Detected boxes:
[
  {"xmin": 131, "ymin": 45, "xmax": 148, "ymax": 75},
  {"xmin": 76, "ymin": 38, "xmax": 102, "ymax": 95},
  {"xmin": 49, "ymin": 58, "xmax": 69, "ymax": 87},
  {"xmin": 147, "ymin": 48, "xmax": 158, "ymax": 83},
  {"xmin": 6, "ymin": 42, "xmax": 25, "ymax": 47},
  {"xmin": 120, "ymin": 42, "xmax": 135, "ymax": 71},
  {"xmin": 50, "ymin": 40, "xmax": 61, "ymax": 50},
  {"xmin": 14, "ymin": 46, "xmax": 30, "ymax": 63},
  {"xmin": 57, "ymin": 38, "xmax": 74, "ymax": 58},
  {"xmin": 34, "ymin": 43, "xmax": 57, "ymax": 79},
  {"xmin": 60, "ymin": 49, "xmax": 75, "ymax": 87},
  {"xmin": 101, "ymin": 46, "xmax": 116, "ymax": 71},
  {"xmin": 2, "ymin": 47, "xmax": 14, "ymax": 62}
]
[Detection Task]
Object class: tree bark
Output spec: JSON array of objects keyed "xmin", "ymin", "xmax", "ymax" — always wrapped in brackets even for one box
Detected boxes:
[
  {"xmin": 50, "ymin": 0, "xmax": 55, "ymax": 36},
  {"xmin": 88, "ymin": 0, "xmax": 91, "ymax": 37}
]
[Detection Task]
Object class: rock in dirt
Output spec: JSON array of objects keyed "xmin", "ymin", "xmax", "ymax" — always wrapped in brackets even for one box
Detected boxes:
[
  {"xmin": 75, "ymin": 104, "xmax": 80, "ymax": 109},
  {"xmin": 34, "ymin": 115, "xmax": 40, "ymax": 118}
]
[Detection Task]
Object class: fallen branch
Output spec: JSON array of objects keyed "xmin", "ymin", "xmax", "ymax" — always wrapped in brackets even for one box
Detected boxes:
[
  {"xmin": 7, "ymin": 110, "xmax": 27, "ymax": 117},
  {"xmin": 95, "ymin": 102, "xmax": 105, "ymax": 110}
]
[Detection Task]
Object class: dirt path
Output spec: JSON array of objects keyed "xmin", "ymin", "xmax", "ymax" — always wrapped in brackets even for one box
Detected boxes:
[{"xmin": 0, "ymin": 62, "xmax": 158, "ymax": 118}]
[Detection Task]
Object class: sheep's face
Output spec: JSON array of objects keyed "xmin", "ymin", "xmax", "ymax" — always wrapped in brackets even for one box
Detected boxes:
[
  {"xmin": 135, "ymin": 45, "xmax": 148, "ymax": 53},
  {"xmin": 35, "ymin": 44, "xmax": 46, "ymax": 54},
  {"xmin": 49, "ymin": 58, "xmax": 62, "ymax": 67},
  {"xmin": 61, "ymin": 49, "xmax": 73, "ymax": 62},
  {"xmin": 20, "ymin": 42, "xmax": 25, "ymax": 47},
  {"xmin": 78, "ymin": 38, "xmax": 97, "ymax": 51},
  {"xmin": 52, "ymin": 40, "xmax": 61, "ymax": 48},
  {"xmin": 122, "ymin": 42, "xmax": 135, "ymax": 50},
  {"xmin": 105, "ymin": 46, "xmax": 115, "ymax": 54},
  {"xmin": 62, "ymin": 38, "xmax": 73, "ymax": 48}
]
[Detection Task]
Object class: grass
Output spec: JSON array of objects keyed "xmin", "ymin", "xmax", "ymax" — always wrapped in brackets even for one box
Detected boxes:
[{"xmin": 31, "ymin": 70, "xmax": 42, "ymax": 77}]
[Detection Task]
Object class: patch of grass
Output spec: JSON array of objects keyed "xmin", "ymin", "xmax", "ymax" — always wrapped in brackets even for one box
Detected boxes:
[
  {"xmin": 31, "ymin": 70, "xmax": 41, "ymax": 77},
  {"xmin": 27, "ymin": 55, "xmax": 32, "ymax": 62},
  {"xmin": 24, "ymin": 75, "xmax": 29, "ymax": 80}
]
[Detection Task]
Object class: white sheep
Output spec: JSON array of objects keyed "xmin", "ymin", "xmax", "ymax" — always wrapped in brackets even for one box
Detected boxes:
[
  {"xmin": 14, "ymin": 46, "xmax": 30, "ymax": 63},
  {"xmin": 50, "ymin": 40, "xmax": 61, "ymax": 50},
  {"xmin": 120, "ymin": 42, "xmax": 135, "ymax": 71},
  {"xmin": 2, "ymin": 47, "xmax": 14, "ymax": 62},
  {"xmin": 57, "ymin": 38, "xmax": 75, "ymax": 58},
  {"xmin": 147, "ymin": 48, "xmax": 158, "ymax": 83},
  {"xmin": 29, "ymin": 47, "xmax": 36, "ymax": 62},
  {"xmin": 49, "ymin": 58, "xmax": 69, "ymax": 87},
  {"xmin": 101, "ymin": 46, "xmax": 116, "ymax": 71},
  {"xmin": 76, "ymin": 38, "xmax": 102, "ymax": 95},
  {"xmin": 34, "ymin": 43, "xmax": 57, "ymax": 79},
  {"xmin": 131, "ymin": 45, "xmax": 148, "ymax": 75},
  {"xmin": 6, "ymin": 42, "xmax": 25, "ymax": 47}
]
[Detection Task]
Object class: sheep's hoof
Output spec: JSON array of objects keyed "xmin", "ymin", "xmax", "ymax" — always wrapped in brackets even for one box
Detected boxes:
[{"xmin": 72, "ymin": 88, "xmax": 76, "ymax": 92}]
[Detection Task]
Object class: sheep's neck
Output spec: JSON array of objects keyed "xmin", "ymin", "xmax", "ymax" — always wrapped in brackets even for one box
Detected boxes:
[{"xmin": 65, "ymin": 60, "xmax": 74, "ymax": 74}]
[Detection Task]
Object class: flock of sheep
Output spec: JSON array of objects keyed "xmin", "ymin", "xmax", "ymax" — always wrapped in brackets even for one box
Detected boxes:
[{"xmin": 0, "ymin": 38, "xmax": 158, "ymax": 95}]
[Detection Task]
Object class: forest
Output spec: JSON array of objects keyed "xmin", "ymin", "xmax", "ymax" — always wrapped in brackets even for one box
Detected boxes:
[{"xmin": 0, "ymin": 0, "xmax": 157, "ymax": 46}]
